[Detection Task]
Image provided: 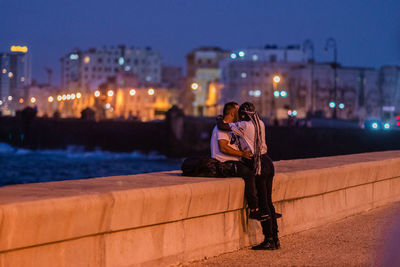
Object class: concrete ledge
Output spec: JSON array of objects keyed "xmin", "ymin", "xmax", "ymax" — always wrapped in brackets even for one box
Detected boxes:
[{"xmin": 1, "ymin": 151, "xmax": 400, "ymax": 266}]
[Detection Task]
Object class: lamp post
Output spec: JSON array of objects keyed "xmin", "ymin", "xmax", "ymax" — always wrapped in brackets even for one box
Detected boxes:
[
  {"xmin": 325, "ymin": 38, "xmax": 338, "ymax": 119},
  {"xmin": 271, "ymin": 75, "xmax": 280, "ymax": 118},
  {"xmin": 303, "ymin": 39, "xmax": 315, "ymax": 114}
]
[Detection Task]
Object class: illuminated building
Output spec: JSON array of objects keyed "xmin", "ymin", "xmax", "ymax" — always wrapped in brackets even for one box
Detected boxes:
[
  {"xmin": 0, "ymin": 45, "xmax": 31, "ymax": 114},
  {"xmin": 60, "ymin": 45, "xmax": 162, "ymax": 92}
]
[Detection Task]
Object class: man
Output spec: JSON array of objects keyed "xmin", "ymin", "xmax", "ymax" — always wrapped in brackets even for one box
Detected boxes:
[
  {"xmin": 216, "ymin": 102, "xmax": 280, "ymax": 250},
  {"xmin": 210, "ymin": 102, "xmax": 265, "ymax": 220}
]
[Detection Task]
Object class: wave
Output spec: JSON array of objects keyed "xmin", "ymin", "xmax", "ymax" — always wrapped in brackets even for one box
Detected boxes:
[{"xmin": 0, "ymin": 142, "xmax": 167, "ymax": 160}]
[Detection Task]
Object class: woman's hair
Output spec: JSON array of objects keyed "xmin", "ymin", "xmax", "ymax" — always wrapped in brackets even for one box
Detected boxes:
[{"xmin": 239, "ymin": 102, "xmax": 263, "ymax": 175}]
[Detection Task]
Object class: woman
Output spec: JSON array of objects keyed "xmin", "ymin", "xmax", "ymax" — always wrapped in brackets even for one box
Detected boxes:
[{"xmin": 217, "ymin": 102, "xmax": 280, "ymax": 250}]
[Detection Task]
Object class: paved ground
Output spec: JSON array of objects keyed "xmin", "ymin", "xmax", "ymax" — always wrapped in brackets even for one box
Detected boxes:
[{"xmin": 187, "ymin": 202, "xmax": 400, "ymax": 266}]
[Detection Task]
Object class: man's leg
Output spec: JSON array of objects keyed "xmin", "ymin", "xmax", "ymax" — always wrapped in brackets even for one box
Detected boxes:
[{"xmin": 232, "ymin": 161, "xmax": 258, "ymax": 210}]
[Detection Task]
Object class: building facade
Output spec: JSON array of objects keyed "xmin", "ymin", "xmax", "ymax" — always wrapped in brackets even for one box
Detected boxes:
[
  {"xmin": 0, "ymin": 46, "xmax": 32, "ymax": 115},
  {"xmin": 60, "ymin": 45, "xmax": 162, "ymax": 92}
]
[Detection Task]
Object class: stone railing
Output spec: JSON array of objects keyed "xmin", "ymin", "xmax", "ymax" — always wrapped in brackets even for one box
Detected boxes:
[{"xmin": 1, "ymin": 151, "xmax": 400, "ymax": 266}]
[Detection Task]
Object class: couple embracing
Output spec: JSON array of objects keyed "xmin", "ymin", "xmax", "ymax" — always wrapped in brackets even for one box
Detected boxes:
[{"xmin": 210, "ymin": 101, "xmax": 280, "ymax": 250}]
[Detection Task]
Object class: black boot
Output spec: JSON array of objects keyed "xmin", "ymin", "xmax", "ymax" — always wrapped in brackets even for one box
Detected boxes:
[{"xmin": 251, "ymin": 238, "xmax": 277, "ymax": 250}]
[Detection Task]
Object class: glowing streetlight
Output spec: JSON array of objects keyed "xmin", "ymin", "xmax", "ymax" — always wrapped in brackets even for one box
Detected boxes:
[
  {"xmin": 338, "ymin": 103, "xmax": 345, "ymax": 109},
  {"xmin": 107, "ymin": 90, "xmax": 114, "ymax": 97},
  {"xmin": 238, "ymin": 51, "xmax": 245, "ymax": 57},
  {"xmin": 66, "ymin": 94, "xmax": 71, "ymax": 100},
  {"xmin": 8, "ymin": 72, "xmax": 13, "ymax": 78},
  {"xmin": 104, "ymin": 103, "xmax": 111, "ymax": 109},
  {"xmin": 384, "ymin": 123, "xmax": 390, "ymax": 130},
  {"xmin": 372, "ymin": 122, "xmax": 378, "ymax": 129},
  {"xmin": 2, "ymin": 69, "xmax": 6, "ymax": 74},
  {"xmin": 230, "ymin": 53, "xmax": 237, "ymax": 59},
  {"xmin": 148, "ymin": 88, "xmax": 155, "ymax": 95},
  {"xmin": 19, "ymin": 98, "xmax": 24, "ymax": 104},
  {"xmin": 129, "ymin": 89, "xmax": 136, "ymax": 96},
  {"xmin": 280, "ymin": 91, "xmax": 287, "ymax": 97},
  {"xmin": 94, "ymin": 90, "xmax": 100, "ymax": 97},
  {"xmin": 30, "ymin": 97, "xmax": 36, "ymax": 103},
  {"xmin": 8, "ymin": 96, "xmax": 13, "ymax": 101},
  {"xmin": 329, "ymin": 102, "xmax": 336, "ymax": 109},
  {"xmin": 48, "ymin": 96, "xmax": 54, "ymax": 103},
  {"xmin": 62, "ymin": 94, "xmax": 67, "ymax": 100},
  {"xmin": 76, "ymin": 92, "xmax": 82, "ymax": 99},
  {"xmin": 71, "ymin": 93, "xmax": 76, "ymax": 100},
  {"xmin": 273, "ymin": 91, "xmax": 280, "ymax": 98},
  {"xmin": 273, "ymin": 75, "xmax": 281, "ymax": 83},
  {"xmin": 57, "ymin": 95, "xmax": 62, "ymax": 101},
  {"xmin": 191, "ymin": 83, "xmax": 199, "ymax": 90}
]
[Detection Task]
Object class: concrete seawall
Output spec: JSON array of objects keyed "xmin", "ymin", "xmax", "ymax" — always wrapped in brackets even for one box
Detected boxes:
[{"xmin": 1, "ymin": 151, "xmax": 400, "ymax": 266}]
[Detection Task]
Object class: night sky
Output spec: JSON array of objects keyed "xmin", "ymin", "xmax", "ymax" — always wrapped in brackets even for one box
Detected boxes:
[{"xmin": 2, "ymin": 0, "xmax": 399, "ymax": 85}]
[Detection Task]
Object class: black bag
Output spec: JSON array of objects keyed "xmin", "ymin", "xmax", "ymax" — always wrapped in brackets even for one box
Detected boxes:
[{"xmin": 181, "ymin": 156, "xmax": 236, "ymax": 177}]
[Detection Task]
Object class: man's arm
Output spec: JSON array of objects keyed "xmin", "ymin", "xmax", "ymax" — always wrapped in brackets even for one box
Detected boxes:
[{"xmin": 218, "ymin": 140, "xmax": 252, "ymax": 159}]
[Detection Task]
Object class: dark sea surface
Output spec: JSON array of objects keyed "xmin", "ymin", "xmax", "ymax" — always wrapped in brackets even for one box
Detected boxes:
[{"xmin": 0, "ymin": 143, "xmax": 182, "ymax": 187}]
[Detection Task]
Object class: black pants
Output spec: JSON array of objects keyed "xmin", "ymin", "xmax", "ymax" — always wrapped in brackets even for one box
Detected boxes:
[
  {"xmin": 224, "ymin": 160, "xmax": 258, "ymax": 210},
  {"xmin": 244, "ymin": 154, "xmax": 278, "ymax": 239}
]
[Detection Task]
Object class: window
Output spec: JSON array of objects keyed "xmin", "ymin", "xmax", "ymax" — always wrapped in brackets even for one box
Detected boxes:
[
  {"xmin": 134, "ymin": 59, "xmax": 138, "ymax": 65},
  {"xmin": 98, "ymin": 58, "xmax": 103, "ymax": 63},
  {"xmin": 269, "ymin": 55, "xmax": 277, "ymax": 63}
]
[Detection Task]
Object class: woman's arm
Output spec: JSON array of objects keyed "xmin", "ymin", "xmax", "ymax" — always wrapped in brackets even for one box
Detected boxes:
[{"xmin": 216, "ymin": 115, "xmax": 232, "ymax": 131}]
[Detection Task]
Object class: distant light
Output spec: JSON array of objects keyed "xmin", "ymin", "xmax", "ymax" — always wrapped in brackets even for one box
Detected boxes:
[
  {"xmin": 94, "ymin": 90, "xmax": 100, "ymax": 97},
  {"xmin": 238, "ymin": 51, "xmax": 245, "ymax": 57},
  {"xmin": 2, "ymin": 68, "xmax": 6, "ymax": 74},
  {"xmin": 230, "ymin": 53, "xmax": 237, "ymax": 59},
  {"xmin": 8, "ymin": 72, "xmax": 13, "ymax": 78},
  {"xmin": 145, "ymin": 76, "xmax": 152, "ymax": 81},
  {"xmin": 397, "ymin": 121, "xmax": 400, "ymax": 126},
  {"xmin": 273, "ymin": 75, "xmax": 281, "ymax": 83},
  {"xmin": 57, "ymin": 95, "xmax": 62, "ymax": 101},
  {"xmin": 62, "ymin": 94, "xmax": 67, "ymax": 100},
  {"xmin": 19, "ymin": 98, "xmax": 24, "ymax": 104},
  {"xmin": 191, "ymin": 83, "xmax": 199, "ymax": 90},
  {"xmin": 10, "ymin": 45, "xmax": 28, "ymax": 53},
  {"xmin": 71, "ymin": 93, "xmax": 76, "ymax": 100},
  {"xmin": 372, "ymin": 122, "xmax": 378, "ymax": 129},
  {"xmin": 30, "ymin": 97, "xmax": 36, "ymax": 103},
  {"xmin": 118, "ymin": 57, "xmax": 125, "ymax": 65},
  {"xmin": 107, "ymin": 90, "xmax": 114, "ymax": 97},
  {"xmin": 66, "ymin": 94, "xmax": 71, "ymax": 100},
  {"xmin": 20, "ymin": 77, "xmax": 25, "ymax": 82},
  {"xmin": 384, "ymin": 123, "xmax": 390, "ymax": 130},
  {"xmin": 104, "ymin": 103, "xmax": 111, "ymax": 109},
  {"xmin": 148, "ymin": 88, "xmax": 155, "ymax": 95},
  {"xmin": 48, "ymin": 96, "xmax": 54, "ymax": 103},
  {"xmin": 329, "ymin": 102, "xmax": 336, "ymax": 109},
  {"xmin": 69, "ymin": 54, "xmax": 79, "ymax": 60},
  {"xmin": 280, "ymin": 90, "xmax": 287, "ymax": 97},
  {"xmin": 273, "ymin": 91, "xmax": 280, "ymax": 98},
  {"xmin": 8, "ymin": 96, "xmax": 13, "ymax": 101},
  {"xmin": 0, "ymin": 100, "xmax": 2, "ymax": 105},
  {"xmin": 84, "ymin": 56, "xmax": 90, "ymax": 64},
  {"xmin": 288, "ymin": 110, "xmax": 292, "ymax": 116},
  {"xmin": 252, "ymin": 54, "xmax": 258, "ymax": 61},
  {"xmin": 249, "ymin": 90, "xmax": 254, "ymax": 96},
  {"xmin": 254, "ymin": 90, "xmax": 261, "ymax": 97},
  {"xmin": 76, "ymin": 92, "xmax": 82, "ymax": 99},
  {"xmin": 241, "ymin": 72, "xmax": 247, "ymax": 78},
  {"xmin": 125, "ymin": 66, "xmax": 131, "ymax": 71},
  {"xmin": 396, "ymin": 115, "xmax": 400, "ymax": 120},
  {"xmin": 129, "ymin": 89, "xmax": 136, "ymax": 96},
  {"xmin": 292, "ymin": 110, "xmax": 298, "ymax": 116},
  {"xmin": 338, "ymin": 103, "xmax": 345, "ymax": 109}
]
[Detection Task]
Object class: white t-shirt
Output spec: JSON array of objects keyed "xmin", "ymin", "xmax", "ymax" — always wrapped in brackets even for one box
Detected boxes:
[
  {"xmin": 229, "ymin": 120, "xmax": 267, "ymax": 155},
  {"xmin": 210, "ymin": 125, "xmax": 240, "ymax": 162}
]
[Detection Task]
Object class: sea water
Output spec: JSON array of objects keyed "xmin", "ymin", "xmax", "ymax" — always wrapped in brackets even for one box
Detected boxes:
[{"xmin": 0, "ymin": 143, "xmax": 182, "ymax": 186}]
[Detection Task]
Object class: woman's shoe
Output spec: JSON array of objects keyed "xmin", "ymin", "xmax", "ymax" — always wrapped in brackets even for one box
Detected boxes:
[{"xmin": 251, "ymin": 238, "xmax": 277, "ymax": 250}]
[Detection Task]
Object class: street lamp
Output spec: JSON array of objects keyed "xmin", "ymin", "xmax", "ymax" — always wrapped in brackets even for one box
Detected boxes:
[
  {"xmin": 273, "ymin": 75, "xmax": 281, "ymax": 83},
  {"xmin": 325, "ymin": 38, "xmax": 338, "ymax": 118},
  {"xmin": 191, "ymin": 83, "xmax": 199, "ymax": 90},
  {"xmin": 303, "ymin": 39, "xmax": 315, "ymax": 114}
]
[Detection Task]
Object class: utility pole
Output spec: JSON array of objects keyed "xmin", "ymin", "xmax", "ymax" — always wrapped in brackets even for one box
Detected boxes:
[
  {"xmin": 325, "ymin": 38, "xmax": 338, "ymax": 119},
  {"xmin": 303, "ymin": 39, "xmax": 315, "ymax": 114}
]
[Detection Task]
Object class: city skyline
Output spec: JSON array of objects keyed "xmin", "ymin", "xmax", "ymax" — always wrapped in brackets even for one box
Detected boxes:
[{"xmin": 2, "ymin": 0, "xmax": 400, "ymax": 85}]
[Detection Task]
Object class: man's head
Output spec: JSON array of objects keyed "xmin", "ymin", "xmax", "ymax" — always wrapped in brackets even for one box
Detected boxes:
[{"xmin": 223, "ymin": 101, "xmax": 239, "ymax": 122}]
